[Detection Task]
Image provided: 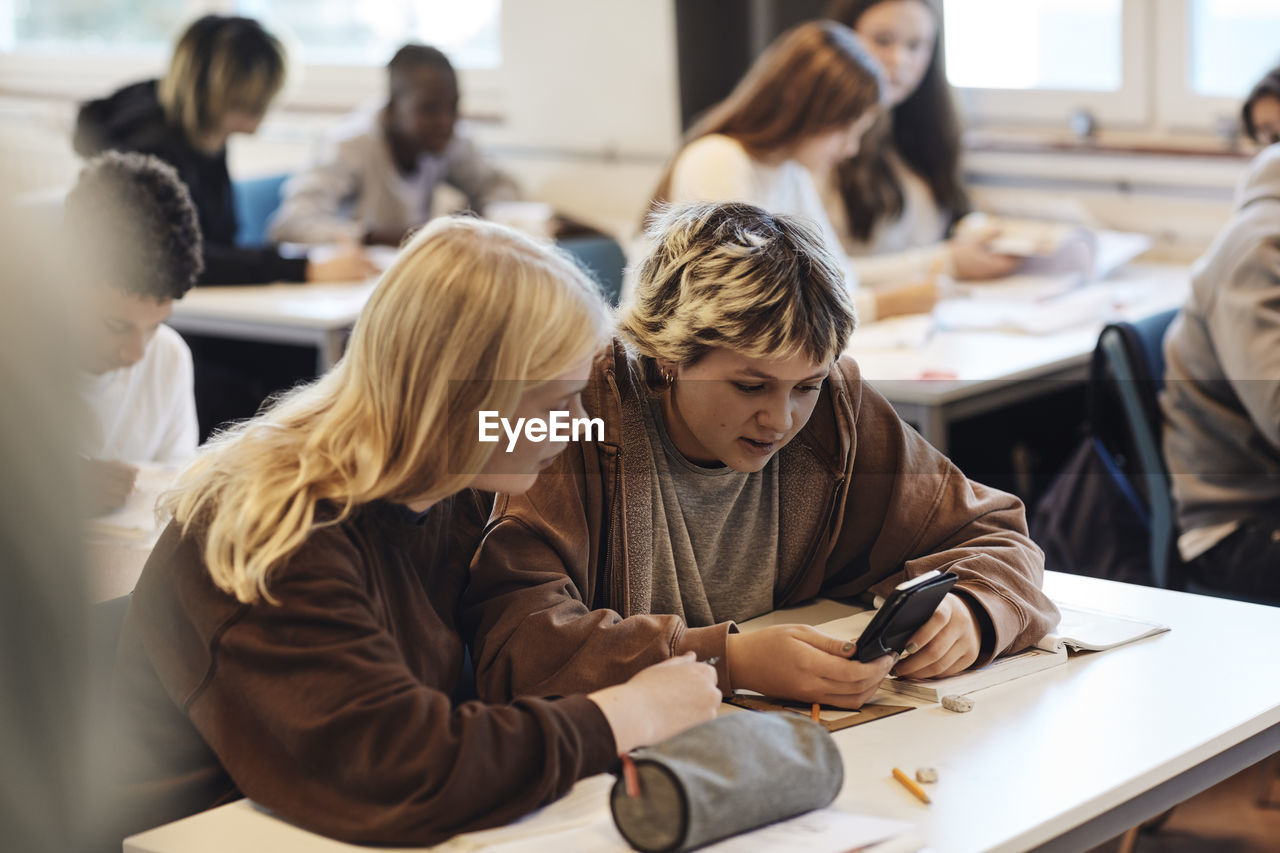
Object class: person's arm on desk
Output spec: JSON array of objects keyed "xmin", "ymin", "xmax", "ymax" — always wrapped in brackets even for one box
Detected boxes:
[
  {"xmin": 305, "ymin": 239, "xmax": 379, "ymax": 282},
  {"xmin": 80, "ymin": 457, "xmax": 137, "ymax": 514},
  {"xmin": 726, "ymin": 626, "xmax": 897, "ymax": 708},
  {"xmin": 160, "ymin": 545, "xmax": 717, "ymax": 847},
  {"xmin": 817, "ymin": 359, "xmax": 1059, "ymax": 675}
]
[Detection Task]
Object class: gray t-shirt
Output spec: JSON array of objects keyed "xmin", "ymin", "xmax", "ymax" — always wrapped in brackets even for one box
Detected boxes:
[{"xmin": 641, "ymin": 393, "xmax": 780, "ymax": 626}]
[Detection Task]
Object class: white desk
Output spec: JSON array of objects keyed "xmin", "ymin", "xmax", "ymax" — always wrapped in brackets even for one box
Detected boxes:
[
  {"xmin": 847, "ymin": 263, "xmax": 1190, "ymax": 452},
  {"xmin": 124, "ymin": 572, "xmax": 1280, "ymax": 853},
  {"xmin": 169, "ymin": 281, "xmax": 375, "ymax": 373}
]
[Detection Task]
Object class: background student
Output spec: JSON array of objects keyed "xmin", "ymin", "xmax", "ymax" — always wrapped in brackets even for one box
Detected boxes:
[
  {"xmin": 824, "ymin": 0, "xmax": 1019, "ymax": 285},
  {"xmin": 647, "ymin": 20, "xmax": 936, "ymax": 322},
  {"xmin": 270, "ymin": 44, "xmax": 519, "ymax": 247},
  {"xmin": 73, "ymin": 14, "xmax": 375, "ymax": 286},
  {"xmin": 465, "ymin": 201, "xmax": 1057, "ymax": 710},
  {"xmin": 65, "ymin": 151, "xmax": 203, "ymax": 513},
  {"xmin": 1161, "ymin": 143, "xmax": 1280, "ymax": 605},
  {"xmin": 102, "ymin": 217, "xmax": 719, "ymax": 849},
  {"xmin": 1242, "ymin": 65, "xmax": 1280, "ymax": 146}
]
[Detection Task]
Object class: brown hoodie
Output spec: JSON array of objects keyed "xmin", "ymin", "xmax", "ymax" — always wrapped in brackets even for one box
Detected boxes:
[
  {"xmin": 463, "ymin": 342, "xmax": 1059, "ymax": 701},
  {"xmin": 102, "ymin": 492, "xmax": 616, "ymax": 849}
]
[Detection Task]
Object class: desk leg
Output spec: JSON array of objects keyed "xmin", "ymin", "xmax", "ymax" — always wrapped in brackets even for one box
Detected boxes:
[
  {"xmin": 319, "ymin": 329, "xmax": 349, "ymax": 373},
  {"xmin": 920, "ymin": 408, "xmax": 949, "ymax": 455},
  {"xmin": 886, "ymin": 402, "xmax": 950, "ymax": 454}
]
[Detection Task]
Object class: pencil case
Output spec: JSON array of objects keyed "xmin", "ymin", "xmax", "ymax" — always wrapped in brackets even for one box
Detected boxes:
[{"xmin": 609, "ymin": 712, "xmax": 843, "ymax": 852}]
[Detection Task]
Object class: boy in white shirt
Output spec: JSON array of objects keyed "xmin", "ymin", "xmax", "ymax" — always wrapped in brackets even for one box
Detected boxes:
[{"xmin": 66, "ymin": 151, "xmax": 203, "ymax": 513}]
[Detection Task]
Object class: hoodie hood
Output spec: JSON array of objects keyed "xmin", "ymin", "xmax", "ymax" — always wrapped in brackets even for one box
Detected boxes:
[
  {"xmin": 1235, "ymin": 142, "xmax": 1280, "ymax": 210},
  {"xmin": 73, "ymin": 80, "xmax": 169, "ymax": 158}
]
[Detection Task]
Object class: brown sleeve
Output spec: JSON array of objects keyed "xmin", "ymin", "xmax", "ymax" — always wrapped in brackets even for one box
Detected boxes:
[
  {"xmin": 461, "ymin": 447, "xmax": 734, "ymax": 702},
  {"xmin": 823, "ymin": 360, "xmax": 1060, "ymax": 664},
  {"xmin": 184, "ymin": 548, "xmax": 617, "ymax": 847}
]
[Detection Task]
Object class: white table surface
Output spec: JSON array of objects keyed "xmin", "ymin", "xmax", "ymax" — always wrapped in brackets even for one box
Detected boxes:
[
  {"xmin": 845, "ymin": 263, "xmax": 1190, "ymax": 450},
  {"xmin": 169, "ymin": 280, "xmax": 376, "ymax": 371},
  {"xmin": 172, "ymin": 281, "xmax": 376, "ymax": 330},
  {"xmin": 123, "ymin": 572, "xmax": 1280, "ymax": 853}
]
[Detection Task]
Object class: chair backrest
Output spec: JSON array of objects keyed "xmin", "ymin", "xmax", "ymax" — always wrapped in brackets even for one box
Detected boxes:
[
  {"xmin": 232, "ymin": 172, "xmax": 289, "ymax": 247},
  {"xmin": 1095, "ymin": 308, "xmax": 1180, "ymax": 587},
  {"xmin": 557, "ymin": 234, "xmax": 627, "ymax": 307}
]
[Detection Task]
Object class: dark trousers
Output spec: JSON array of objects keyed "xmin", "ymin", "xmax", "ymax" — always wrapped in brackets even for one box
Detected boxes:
[{"xmin": 1188, "ymin": 520, "xmax": 1280, "ymax": 606}]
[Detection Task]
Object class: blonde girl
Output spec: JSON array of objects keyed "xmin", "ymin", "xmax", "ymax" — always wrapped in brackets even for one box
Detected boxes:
[{"xmin": 104, "ymin": 217, "xmax": 718, "ymax": 848}]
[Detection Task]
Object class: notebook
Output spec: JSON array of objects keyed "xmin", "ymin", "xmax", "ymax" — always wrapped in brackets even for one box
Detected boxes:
[{"xmin": 814, "ymin": 601, "xmax": 1170, "ymax": 702}]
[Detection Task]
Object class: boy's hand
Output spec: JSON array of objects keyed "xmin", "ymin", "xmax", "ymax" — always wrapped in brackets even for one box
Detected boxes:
[
  {"xmin": 892, "ymin": 593, "xmax": 982, "ymax": 680},
  {"xmin": 82, "ymin": 457, "xmax": 138, "ymax": 515}
]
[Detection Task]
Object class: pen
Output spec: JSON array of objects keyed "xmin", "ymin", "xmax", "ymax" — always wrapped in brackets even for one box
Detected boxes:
[
  {"xmin": 892, "ymin": 767, "xmax": 931, "ymax": 805},
  {"xmin": 811, "ymin": 703, "xmax": 822, "ymax": 723}
]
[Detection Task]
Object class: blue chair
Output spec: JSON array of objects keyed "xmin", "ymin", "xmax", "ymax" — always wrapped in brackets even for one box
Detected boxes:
[
  {"xmin": 1096, "ymin": 310, "xmax": 1180, "ymax": 590},
  {"xmin": 1094, "ymin": 307, "xmax": 1257, "ymax": 600},
  {"xmin": 558, "ymin": 234, "xmax": 627, "ymax": 307},
  {"xmin": 232, "ymin": 172, "xmax": 289, "ymax": 247}
]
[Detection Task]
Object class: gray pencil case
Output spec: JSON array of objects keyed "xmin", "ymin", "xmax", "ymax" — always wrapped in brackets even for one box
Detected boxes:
[{"xmin": 609, "ymin": 712, "xmax": 843, "ymax": 853}]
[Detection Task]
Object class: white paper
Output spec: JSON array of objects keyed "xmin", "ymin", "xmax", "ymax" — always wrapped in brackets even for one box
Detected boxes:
[
  {"xmin": 1037, "ymin": 602, "xmax": 1170, "ymax": 653},
  {"xmin": 698, "ymin": 809, "xmax": 913, "ymax": 853}
]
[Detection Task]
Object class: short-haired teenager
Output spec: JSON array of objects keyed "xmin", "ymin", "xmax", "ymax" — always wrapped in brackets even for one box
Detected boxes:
[
  {"xmin": 74, "ymin": 15, "xmax": 374, "ymax": 285},
  {"xmin": 270, "ymin": 43, "xmax": 519, "ymax": 247},
  {"xmin": 465, "ymin": 201, "xmax": 1058, "ymax": 709},
  {"xmin": 65, "ymin": 151, "xmax": 202, "ymax": 513},
  {"xmin": 647, "ymin": 20, "xmax": 936, "ymax": 321},
  {"xmin": 103, "ymin": 217, "xmax": 719, "ymax": 848}
]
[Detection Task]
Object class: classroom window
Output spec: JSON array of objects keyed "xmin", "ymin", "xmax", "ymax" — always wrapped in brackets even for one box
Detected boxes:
[
  {"xmin": 1, "ymin": 0, "xmax": 501, "ymax": 68},
  {"xmin": 1187, "ymin": 0, "xmax": 1280, "ymax": 98},
  {"xmin": 944, "ymin": 0, "xmax": 1123, "ymax": 92},
  {"xmin": 0, "ymin": 0, "xmax": 182, "ymax": 54},
  {"xmin": 236, "ymin": 0, "xmax": 502, "ymax": 69},
  {"xmin": 947, "ymin": 0, "xmax": 1280, "ymax": 137}
]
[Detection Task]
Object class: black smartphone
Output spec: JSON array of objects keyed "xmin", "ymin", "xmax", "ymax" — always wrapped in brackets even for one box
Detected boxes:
[{"xmin": 854, "ymin": 570, "xmax": 959, "ymax": 662}]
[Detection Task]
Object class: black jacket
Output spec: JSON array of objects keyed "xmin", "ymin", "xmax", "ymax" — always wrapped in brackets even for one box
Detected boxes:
[{"xmin": 74, "ymin": 80, "xmax": 307, "ymax": 285}]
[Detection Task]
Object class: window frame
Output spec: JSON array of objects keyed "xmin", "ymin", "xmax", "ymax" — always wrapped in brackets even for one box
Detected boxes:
[
  {"xmin": 950, "ymin": 0, "xmax": 1280, "ymax": 139},
  {"xmin": 1152, "ymin": 0, "xmax": 1279, "ymax": 134}
]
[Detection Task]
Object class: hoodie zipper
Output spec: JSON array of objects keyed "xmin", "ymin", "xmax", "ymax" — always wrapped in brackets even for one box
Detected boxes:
[
  {"xmin": 595, "ymin": 369, "xmax": 625, "ymax": 613},
  {"xmin": 596, "ymin": 457, "xmax": 622, "ymax": 612}
]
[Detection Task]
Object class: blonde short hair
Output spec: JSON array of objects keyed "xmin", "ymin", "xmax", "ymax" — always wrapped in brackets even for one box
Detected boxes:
[
  {"xmin": 166, "ymin": 217, "xmax": 612, "ymax": 604},
  {"xmin": 620, "ymin": 201, "xmax": 856, "ymax": 386},
  {"xmin": 158, "ymin": 15, "xmax": 287, "ymax": 144}
]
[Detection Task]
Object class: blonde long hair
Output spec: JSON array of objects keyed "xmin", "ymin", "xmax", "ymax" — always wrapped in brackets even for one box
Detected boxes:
[
  {"xmin": 166, "ymin": 217, "xmax": 611, "ymax": 604},
  {"xmin": 648, "ymin": 20, "xmax": 883, "ymax": 217}
]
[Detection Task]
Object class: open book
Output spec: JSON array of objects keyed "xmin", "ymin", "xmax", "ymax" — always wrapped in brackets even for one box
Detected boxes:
[
  {"xmin": 931, "ymin": 215, "xmax": 1153, "ymax": 334},
  {"xmin": 954, "ymin": 214, "xmax": 1152, "ymax": 288},
  {"xmin": 814, "ymin": 601, "xmax": 1170, "ymax": 702}
]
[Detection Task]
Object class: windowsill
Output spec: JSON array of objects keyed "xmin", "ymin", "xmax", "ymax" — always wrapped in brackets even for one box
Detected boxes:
[{"xmin": 965, "ymin": 127, "xmax": 1255, "ymax": 161}]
